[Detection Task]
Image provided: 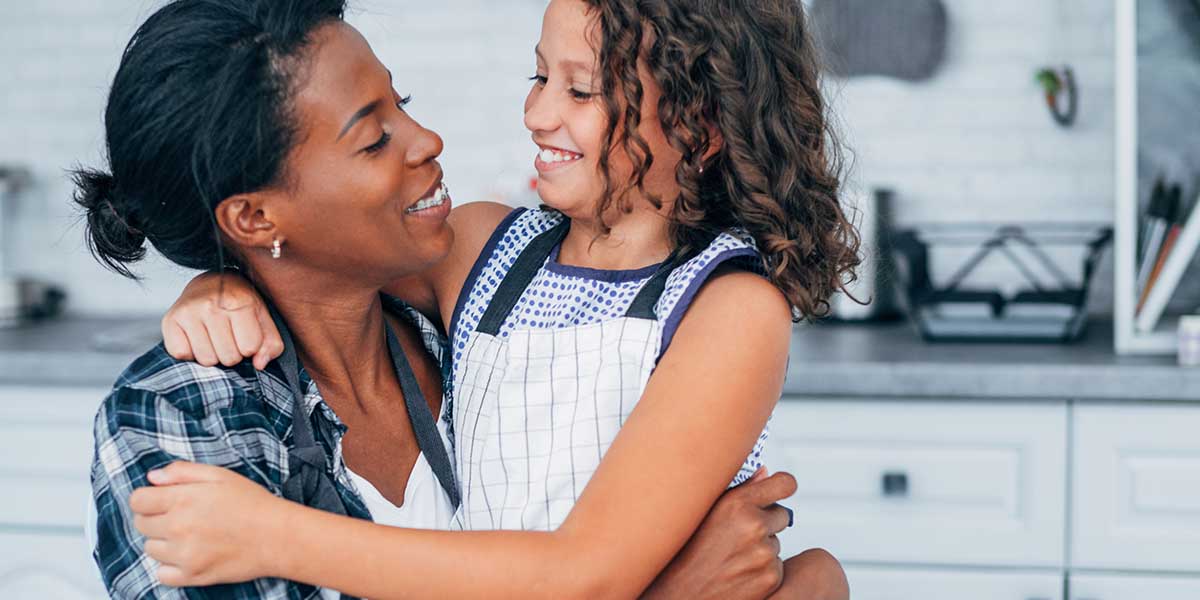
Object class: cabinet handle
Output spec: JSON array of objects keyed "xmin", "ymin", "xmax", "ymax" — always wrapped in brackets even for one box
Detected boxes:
[{"xmin": 881, "ymin": 471, "xmax": 909, "ymax": 497}]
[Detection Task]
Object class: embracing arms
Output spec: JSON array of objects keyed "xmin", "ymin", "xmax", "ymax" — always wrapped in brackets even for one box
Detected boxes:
[{"xmin": 139, "ymin": 272, "xmax": 795, "ymax": 599}]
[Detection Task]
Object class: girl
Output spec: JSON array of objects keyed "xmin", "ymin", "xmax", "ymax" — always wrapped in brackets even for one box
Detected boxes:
[
  {"xmin": 78, "ymin": 0, "xmax": 824, "ymax": 597},
  {"xmin": 139, "ymin": 0, "xmax": 857, "ymax": 597}
]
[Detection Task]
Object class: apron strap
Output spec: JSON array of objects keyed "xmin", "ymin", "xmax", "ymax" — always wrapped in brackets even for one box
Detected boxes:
[
  {"xmin": 476, "ymin": 218, "xmax": 571, "ymax": 336},
  {"xmin": 383, "ymin": 316, "xmax": 462, "ymax": 509},
  {"xmin": 268, "ymin": 305, "xmax": 351, "ymax": 517},
  {"xmin": 624, "ymin": 232, "xmax": 719, "ymax": 320}
]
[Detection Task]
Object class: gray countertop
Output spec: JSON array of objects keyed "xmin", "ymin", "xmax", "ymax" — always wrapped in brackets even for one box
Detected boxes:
[{"xmin": 1, "ymin": 317, "xmax": 1197, "ymax": 401}]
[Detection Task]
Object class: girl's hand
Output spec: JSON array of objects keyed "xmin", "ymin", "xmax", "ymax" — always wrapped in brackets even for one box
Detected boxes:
[
  {"xmin": 130, "ymin": 461, "xmax": 287, "ymax": 587},
  {"xmin": 161, "ymin": 272, "xmax": 283, "ymax": 370}
]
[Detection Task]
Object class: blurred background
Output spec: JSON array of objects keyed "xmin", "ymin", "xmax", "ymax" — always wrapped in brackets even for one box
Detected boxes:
[{"xmin": 1, "ymin": 0, "xmax": 1198, "ymax": 598}]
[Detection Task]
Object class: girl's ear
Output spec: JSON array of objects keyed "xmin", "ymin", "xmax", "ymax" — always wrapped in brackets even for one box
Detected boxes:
[{"xmin": 702, "ymin": 127, "xmax": 724, "ymax": 165}]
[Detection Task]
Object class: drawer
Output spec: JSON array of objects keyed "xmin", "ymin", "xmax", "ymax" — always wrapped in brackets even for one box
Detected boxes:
[
  {"xmin": 769, "ymin": 399, "xmax": 1067, "ymax": 567},
  {"xmin": 1072, "ymin": 404, "xmax": 1200, "ymax": 572},
  {"xmin": 845, "ymin": 565, "xmax": 1063, "ymax": 600},
  {"xmin": 0, "ymin": 531, "xmax": 106, "ymax": 599},
  {"xmin": 1069, "ymin": 572, "xmax": 1200, "ymax": 600},
  {"xmin": 0, "ymin": 387, "xmax": 106, "ymax": 530}
]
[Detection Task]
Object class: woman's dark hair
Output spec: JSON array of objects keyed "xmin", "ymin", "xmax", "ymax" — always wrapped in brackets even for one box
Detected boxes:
[
  {"xmin": 73, "ymin": 0, "xmax": 346, "ymax": 278},
  {"xmin": 582, "ymin": 0, "xmax": 861, "ymax": 320}
]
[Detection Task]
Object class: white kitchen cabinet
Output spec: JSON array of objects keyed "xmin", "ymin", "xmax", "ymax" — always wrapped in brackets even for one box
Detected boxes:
[
  {"xmin": 1069, "ymin": 572, "xmax": 1200, "ymax": 600},
  {"xmin": 768, "ymin": 399, "xmax": 1068, "ymax": 567},
  {"xmin": 1073, "ymin": 404, "xmax": 1200, "ymax": 572},
  {"xmin": 844, "ymin": 565, "xmax": 1063, "ymax": 600},
  {"xmin": 0, "ymin": 386, "xmax": 108, "ymax": 598},
  {"xmin": 0, "ymin": 531, "xmax": 105, "ymax": 599}
]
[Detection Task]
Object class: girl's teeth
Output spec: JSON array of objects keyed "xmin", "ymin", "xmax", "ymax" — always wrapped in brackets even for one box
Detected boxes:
[{"xmin": 539, "ymin": 149, "xmax": 581, "ymax": 163}]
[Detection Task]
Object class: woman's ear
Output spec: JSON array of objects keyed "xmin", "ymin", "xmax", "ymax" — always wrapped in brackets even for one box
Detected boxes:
[{"xmin": 214, "ymin": 192, "xmax": 280, "ymax": 254}]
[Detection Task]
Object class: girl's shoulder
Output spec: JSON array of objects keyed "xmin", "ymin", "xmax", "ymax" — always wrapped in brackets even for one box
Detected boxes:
[{"xmin": 655, "ymin": 228, "xmax": 769, "ymax": 352}]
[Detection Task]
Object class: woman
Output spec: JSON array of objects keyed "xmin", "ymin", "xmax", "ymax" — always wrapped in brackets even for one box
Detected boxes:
[{"xmin": 77, "ymin": 0, "xmax": 826, "ymax": 598}]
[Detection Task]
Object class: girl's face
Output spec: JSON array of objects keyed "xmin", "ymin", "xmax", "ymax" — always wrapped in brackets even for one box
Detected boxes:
[
  {"xmin": 260, "ymin": 22, "xmax": 454, "ymax": 284},
  {"xmin": 525, "ymin": 0, "xmax": 684, "ymax": 222}
]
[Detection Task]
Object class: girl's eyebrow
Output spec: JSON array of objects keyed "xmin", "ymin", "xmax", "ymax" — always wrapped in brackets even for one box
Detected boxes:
[{"xmin": 534, "ymin": 45, "xmax": 594, "ymax": 74}]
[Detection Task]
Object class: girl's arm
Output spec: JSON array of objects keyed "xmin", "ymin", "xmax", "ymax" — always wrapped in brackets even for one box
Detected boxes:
[
  {"xmin": 133, "ymin": 271, "xmax": 792, "ymax": 599},
  {"xmin": 159, "ymin": 202, "xmax": 513, "ymax": 367}
]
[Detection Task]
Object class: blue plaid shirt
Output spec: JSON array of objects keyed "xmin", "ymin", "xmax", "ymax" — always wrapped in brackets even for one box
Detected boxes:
[{"xmin": 91, "ymin": 298, "xmax": 450, "ymax": 599}]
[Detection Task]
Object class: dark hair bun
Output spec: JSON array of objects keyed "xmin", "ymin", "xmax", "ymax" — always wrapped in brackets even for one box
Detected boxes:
[{"xmin": 72, "ymin": 169, "xmax": 147, "ymax": 279}]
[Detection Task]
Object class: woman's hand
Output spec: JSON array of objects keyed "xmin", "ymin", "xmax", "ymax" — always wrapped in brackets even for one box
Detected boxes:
[
  {"xmin": 130, "ymin": 461, "xmax": 288, "ymax": 587},
  {"xmin": 642, "ymin": 469, "xmax": 797, "ymax": 599},
  {"xmin": 161, "ymin": 272, "xmax": 283, "ymax": 370}
]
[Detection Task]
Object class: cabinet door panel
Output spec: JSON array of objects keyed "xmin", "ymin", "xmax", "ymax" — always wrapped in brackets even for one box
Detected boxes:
[
  {"xmin": 1070, "ymin": 573, "xmax": 1200, "ymax": 600},
  {"xmin": 1073, "ymin": 404, "xmax": 1200, "ymax": 572},
  {"xmin": 0, "ymin": 387, "xmax": 105, "ymax": 530},
  {"xmin": 846, "ymin": 565, "xmax": 1063, "ymax": 600},
  {"xmin": 0, "ymin": 532, "xmax": 105, "ymax": 600},
  {"xmin": 768, "ymin": 399, "xmax": 1067, "ymax": 567}
]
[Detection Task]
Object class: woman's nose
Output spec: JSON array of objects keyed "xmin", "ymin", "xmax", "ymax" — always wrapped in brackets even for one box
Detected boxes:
[{"xmin": 405, "ymin": 124, "xmax": 444, "ymax": 168}]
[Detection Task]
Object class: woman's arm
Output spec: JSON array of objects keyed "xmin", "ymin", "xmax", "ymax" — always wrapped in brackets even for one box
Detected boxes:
[{"xmin": 134, "ymin": 271, "xmax": 792, "ymax": 599}]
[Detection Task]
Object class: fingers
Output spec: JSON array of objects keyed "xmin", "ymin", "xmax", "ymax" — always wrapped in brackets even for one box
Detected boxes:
[
  {"xmin": 209, "ymin": 318, "xmax": 245, "ymax": 367},
  {"xmin": 134, "ymin": 513, "xmax": 172, "ymax": 539},
  {"xmin": 161, "ymin": 320, "xmax": 195, "ymax": 362},
  {"xmin": 252, "ymin": 304, "xmax": 284, "ymax": 371},
  {"xmin": 227, "ymin": 303, "xmax": 265, "ymax": 361},
  {"xmin": 175, "ymin": 315, "xmax": 219, "ymax": 367},
  {"xmin": 749, "ymin": 466, "xmax": 768, "ymax": 483},
  {"xmin": 147, "ymin": 461, "xmax": 230, "ymax": 486},
  {"xmin": 767, "ymin": 533, "xmax": 782, "ymax": 557},
  {"xmin": 764, "ymin": 504, "xmax": 792, "ymax": 536},
  {"xmin": 130, "ymin": 486, "xmax": 175, "ymax": 516},
  {"xmin": 155, "ymin": 564, "xmax": 190, "ymax": 588},
  {"xmin": 743, "ymin": 471, "xmax": 798, "ymax": 508}
]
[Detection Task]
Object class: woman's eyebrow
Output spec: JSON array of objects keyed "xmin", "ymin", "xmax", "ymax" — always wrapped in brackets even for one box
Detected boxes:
[
  {"xmin": 337, "ymin": 70, "xmax": 393, "ymax": 142},
  {"xmin": 337, "ymin": 100, "xmax": 380, "ymax": 141}
]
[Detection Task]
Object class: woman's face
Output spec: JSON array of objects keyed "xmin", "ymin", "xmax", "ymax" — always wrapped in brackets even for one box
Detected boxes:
[
  {"xmin": 263, "ymin": 22, "xmax": 453, "ymax": 285},
  {"xmin": 525, "ymin": 0, "xmax": 684, "ymax": 221}
]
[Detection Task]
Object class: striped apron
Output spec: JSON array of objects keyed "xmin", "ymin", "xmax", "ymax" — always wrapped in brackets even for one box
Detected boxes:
[{"xmin": 452, "ymin": 220, "xmax": 702, "ymax": 531}]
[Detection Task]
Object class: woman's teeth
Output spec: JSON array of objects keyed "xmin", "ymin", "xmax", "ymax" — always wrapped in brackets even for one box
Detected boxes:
[
  {"xmin": 538, "ymin": 148, "xmax": 583, "ymax": 164},
  {"xmin": 406, "ymin": 183, "xmax": 449, "ymax": 214}
]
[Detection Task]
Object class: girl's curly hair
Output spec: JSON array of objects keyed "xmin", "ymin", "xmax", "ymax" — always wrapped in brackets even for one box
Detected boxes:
[{"xmin": 581, "ymin": 0, "xmax": 861, "ymax": 320}]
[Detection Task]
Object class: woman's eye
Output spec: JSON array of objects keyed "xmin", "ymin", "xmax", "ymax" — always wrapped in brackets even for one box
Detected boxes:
[
  {"xmin": 363, "ymin": 132, "xmax": 391, "ymax": 155},
  {"xmin": 396, "ymin": 95, "xmax": 412, "ymax": 110},
  {"xmin": 528, "ymin": 74, "xmax": 548, "ymax": 87},
  {"xmin": 569, "ymin": 89, "xmax": 593, "ymax": 101}
]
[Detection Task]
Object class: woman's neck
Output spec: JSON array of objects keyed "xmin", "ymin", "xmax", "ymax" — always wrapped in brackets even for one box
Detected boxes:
[
  {"xmin": 557, "ymin": 205, "xmax": 674, "ymax": 271},
  {"xmin": 255, "ymin": 271, "xmax": 392, "ymax": 409}
]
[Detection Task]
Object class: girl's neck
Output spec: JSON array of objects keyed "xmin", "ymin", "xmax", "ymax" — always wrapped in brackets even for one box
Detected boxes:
[{"xmin": 557, "ymin": 206, "xmax": 673, "ymax": 272}]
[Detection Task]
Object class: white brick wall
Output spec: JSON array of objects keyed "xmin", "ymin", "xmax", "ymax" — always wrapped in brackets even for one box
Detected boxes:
[{"xmin": 0, "ymin": 0, "xmax": 1117, "ymax": 316}]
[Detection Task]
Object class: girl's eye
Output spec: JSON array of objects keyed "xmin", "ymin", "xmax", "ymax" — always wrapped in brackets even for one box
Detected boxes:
[
  {"xmin": 363, "ymin": 132, "xmax": 391, "ymax": 155},
  {"xmin": 528, "ymin": 74, "xmax": 548, "ymax": 87},
  {"xmin": 569, "ymin": 89, "xmax": 593, "ymax": 101},
  {"xmin": 396, "ymin": 95, "xmax": 412, "ymax": 110}
]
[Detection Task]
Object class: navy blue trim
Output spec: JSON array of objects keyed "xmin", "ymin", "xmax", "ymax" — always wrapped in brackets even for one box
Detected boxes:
[
  {"xmin": 657, "ymin": 248, "xmax": 762, "ymax": 360},
  {"xmin": 545, "ymin": 244, "xmax": 665, "ymax": 283},
  {"xmin": 448, "ymin": 207, "xmax": 526, "ymax": 342}
]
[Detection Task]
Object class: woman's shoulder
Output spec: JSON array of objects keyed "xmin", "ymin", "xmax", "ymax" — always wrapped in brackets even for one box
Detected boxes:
[{"xmin": 105, "ymin": 343, "xmax": 266, "ymax": 422}]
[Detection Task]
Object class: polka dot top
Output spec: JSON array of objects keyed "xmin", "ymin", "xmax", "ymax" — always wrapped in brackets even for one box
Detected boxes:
[{"xmin": 449, "ymin": 208, "xmax": 772, "ymax": 486}]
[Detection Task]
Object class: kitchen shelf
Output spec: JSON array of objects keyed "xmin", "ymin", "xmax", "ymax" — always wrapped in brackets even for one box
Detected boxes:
[{"xmin": 1112, "ymin": 0, "xmax": 1198, "ymax": 355}]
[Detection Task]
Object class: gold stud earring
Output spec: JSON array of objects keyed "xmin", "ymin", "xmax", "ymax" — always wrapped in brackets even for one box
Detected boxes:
[{"xmin": 271, "ymin": 238, "xmax": 282, "ymax": 260}]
